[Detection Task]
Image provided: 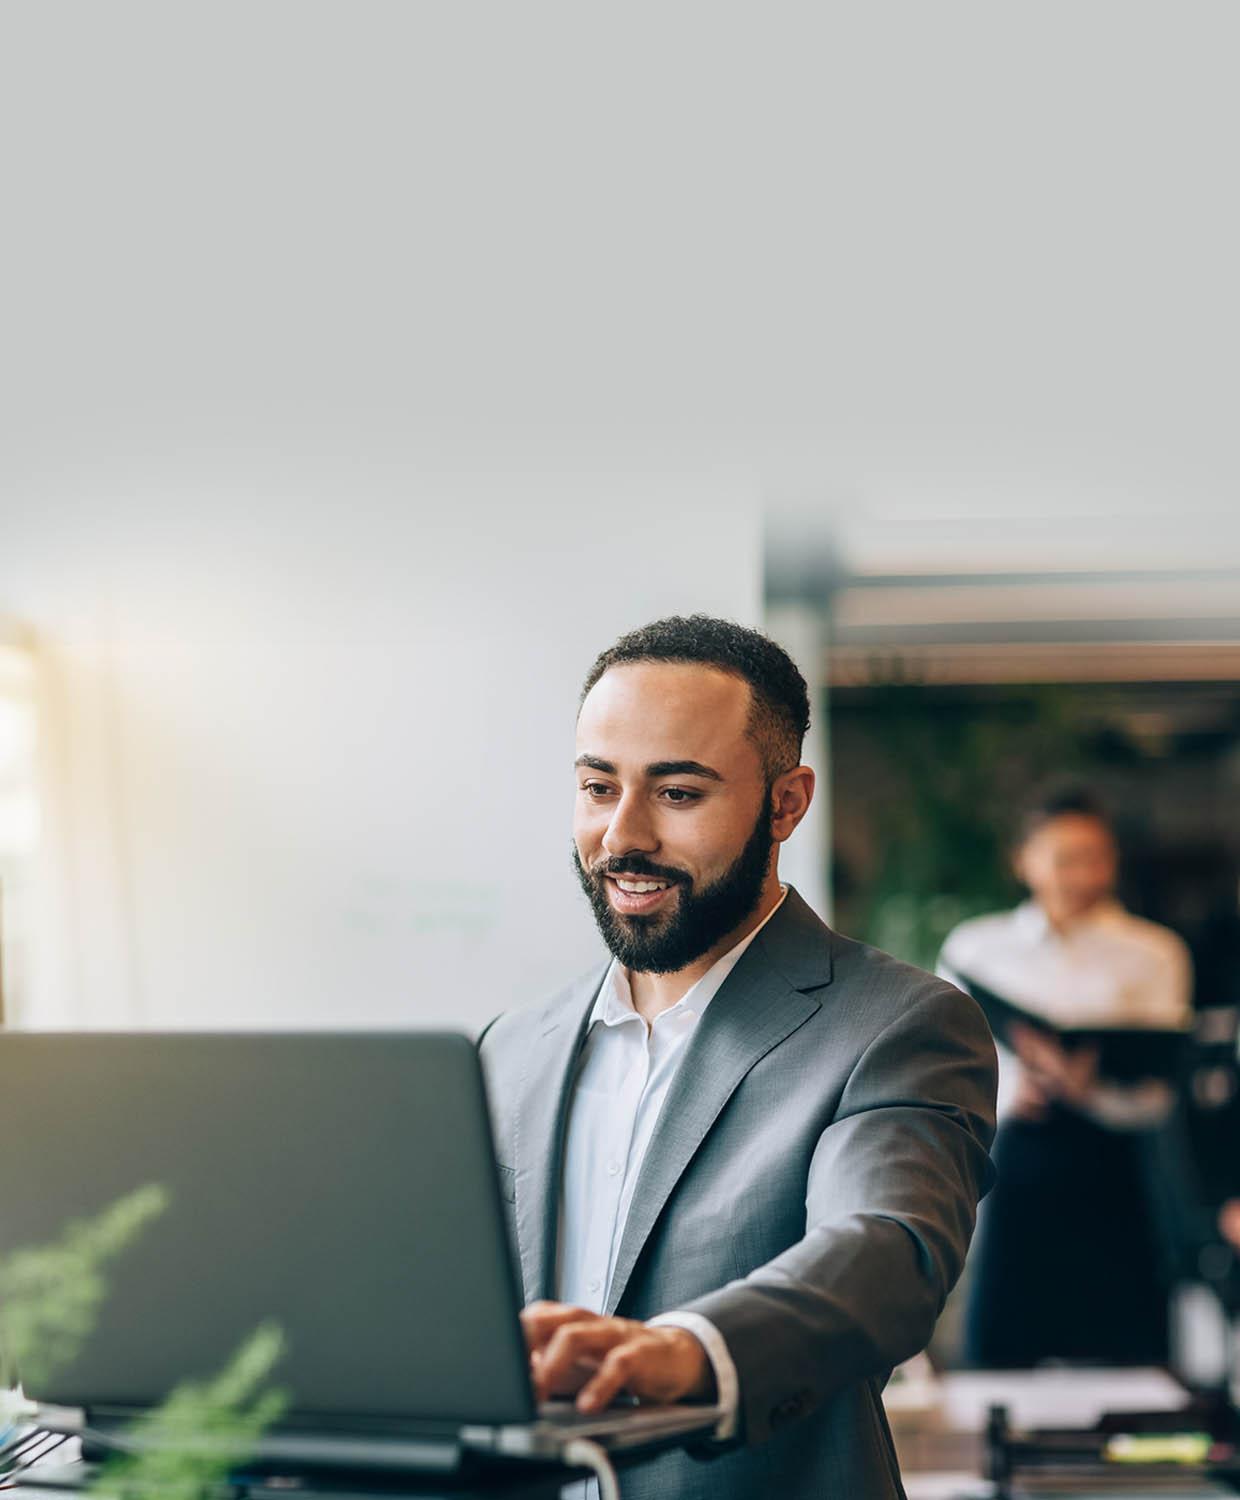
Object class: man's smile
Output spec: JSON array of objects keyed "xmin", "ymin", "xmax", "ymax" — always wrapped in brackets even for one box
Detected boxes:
[{"xmin": 605, "ymin": 875, "xmax": 680, "ymax": 917}]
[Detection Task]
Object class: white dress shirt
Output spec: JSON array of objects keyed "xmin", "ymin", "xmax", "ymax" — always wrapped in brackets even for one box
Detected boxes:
[
  {"xmin": 939, "ymin": 898, "xmax": 1192, "ymax": 1126},
  {"xmin": 556, "ymin": 889, "xmax": 788, "ymax": 1447}
]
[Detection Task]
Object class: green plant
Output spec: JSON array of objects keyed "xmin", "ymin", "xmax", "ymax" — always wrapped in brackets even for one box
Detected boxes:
[
  {"xmin": 0, "ymin": 1189, "xmax": 288, "ymax": 1498},
  {"xmin": 97, "ymin": 1323, "xmax": 288, "ymax": 1500},
  {"xmin": 0, "ymin": 1185, "xmax": 170, "ymax": 1394},
  {"xmin": 840, "ymin": 682, "xmax": 1090, "ymax": 969}
]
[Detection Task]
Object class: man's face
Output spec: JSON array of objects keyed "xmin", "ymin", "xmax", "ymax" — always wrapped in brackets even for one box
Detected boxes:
[
  {"xmin": 572, "ymin": 662, "xmax": 774, "ymax": 974},
  {"xmin": 1015, "ymin": 813, "xmax": 1118, "ymax": 925}
]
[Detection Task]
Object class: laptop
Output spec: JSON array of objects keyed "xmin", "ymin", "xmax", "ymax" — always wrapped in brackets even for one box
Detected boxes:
[{"xmin": 0, "ymin": 1031, "xmax": 720, "ymax": 1473}]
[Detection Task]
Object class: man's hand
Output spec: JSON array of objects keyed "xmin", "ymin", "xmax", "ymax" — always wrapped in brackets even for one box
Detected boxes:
[
  {"xmin": 1219, "ymin": 1199, "xmax": 1240, "ymax": 1253},
  {"xmin": 1010, "ymin": 1023, "xmax": 1098, "ymax": 1109},
  {"xmin": 1008, "ymin": 1064, "xmax": 1051, "ymax": 1122},
  {"xmin": 520, "ymin": 1301, "xmax": 715, "ymax": 1413}
]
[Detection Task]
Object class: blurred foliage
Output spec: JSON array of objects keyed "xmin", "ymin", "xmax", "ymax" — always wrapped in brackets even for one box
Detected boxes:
[
  {"xmin": 845, "ymin": 682, "xmax": 1092, "ymax": 970},
  {"xmin": 0, "ymin": 1189, "xmax": 287, "ymax": 1498},
  {"xmin": 97, "ymin": 1323, "xmax": 287, "ymax": 1500},
  {"xmin": 0, "ymin": 1185, "xmax": 170, "ymax": 1393}
]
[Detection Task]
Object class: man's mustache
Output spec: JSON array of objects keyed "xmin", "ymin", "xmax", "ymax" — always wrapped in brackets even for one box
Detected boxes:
[{"xmin": 589, "ymin": 855, "xmax": 690, "ymax": 887}]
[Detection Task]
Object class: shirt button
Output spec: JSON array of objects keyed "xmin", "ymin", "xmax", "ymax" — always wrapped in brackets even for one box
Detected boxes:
[
  {"xmin": 607, "ymin": 1161, "xmax": 621, "ymax": 1177},
  {"xmin": 589, "ymin": 1278, "xmax": 602, "ymax": 1294}
]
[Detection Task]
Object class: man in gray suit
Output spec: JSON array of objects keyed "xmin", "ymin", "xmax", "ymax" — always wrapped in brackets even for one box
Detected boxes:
[{"xmin": 480, "ymin": 615, "xmax": 996, "ymax": 1498}]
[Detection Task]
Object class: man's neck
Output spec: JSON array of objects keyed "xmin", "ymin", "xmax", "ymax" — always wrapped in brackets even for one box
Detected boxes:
[
  {"xmin": 627, "ymin": 875, "xmax": 785, "ymax": 1026},
  {"xmin": 1043, "ymin": 894, "xmax": 1114, "ymax": 934}
]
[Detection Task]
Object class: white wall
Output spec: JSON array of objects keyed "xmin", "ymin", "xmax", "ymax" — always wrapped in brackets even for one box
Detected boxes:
[
  {"xmin": 0, "ymin": 7, "xmax": 782, "ymax": 1030},
  {"xmin": 2, "ymin": 482, "xmax": 760, "ymax": 1031},
  {"xmin": 12, "ymin": 0, "xmax": 1232, "ymax": 1027}
]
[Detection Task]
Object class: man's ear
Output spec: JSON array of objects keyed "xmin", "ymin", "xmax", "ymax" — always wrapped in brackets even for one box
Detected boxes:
[{"xmin": 770, "ymin": 766, "xmax": 815, "ymax": 844}]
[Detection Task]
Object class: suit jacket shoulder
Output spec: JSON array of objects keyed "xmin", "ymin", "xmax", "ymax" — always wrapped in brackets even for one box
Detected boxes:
[
  {"xmin": 828, "ymin": 928, "xmax": 989, "ymax": 1034},
  {"xmin": 750, "ymin": 888, "xmax": 988, "ymax": 1061},
  {"xmin": 480, "ymin": 959, "xmax": 609, "ymax": 1058}
]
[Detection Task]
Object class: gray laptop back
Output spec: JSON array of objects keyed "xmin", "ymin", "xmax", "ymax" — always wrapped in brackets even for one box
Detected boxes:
[{"xmin": 0, "ymin": 1031, "xmax": 534, "ymax": 1427}]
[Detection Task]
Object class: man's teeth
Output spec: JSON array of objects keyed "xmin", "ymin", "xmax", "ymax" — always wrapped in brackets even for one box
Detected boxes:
[{"xmin": 615, "ymin": 879, "xmax": 668, "ymax": 894}]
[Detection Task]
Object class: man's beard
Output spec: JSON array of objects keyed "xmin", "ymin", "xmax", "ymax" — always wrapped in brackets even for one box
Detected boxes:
[{"xmin": 572, "ymin": 805, "xmax": 774, "ymax": 975}]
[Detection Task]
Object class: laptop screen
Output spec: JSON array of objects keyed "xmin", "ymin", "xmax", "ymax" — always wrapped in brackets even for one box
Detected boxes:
[{"xmin": 0, "ymin": 1031, "xmax": 534, "ymax": 1427}]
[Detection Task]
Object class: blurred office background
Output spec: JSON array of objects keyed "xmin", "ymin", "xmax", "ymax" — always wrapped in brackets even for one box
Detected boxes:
[
  {"xmin": 3, "ymin": 1, "xmax": 1240, "ymax": 1407},
  {"xmin": 768, "ymin": 518, "xmax": 1240, "ymax": 994}
]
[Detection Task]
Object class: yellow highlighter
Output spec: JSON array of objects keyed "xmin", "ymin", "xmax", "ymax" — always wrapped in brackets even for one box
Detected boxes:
[{"xmin": 1104, "ymin": 1432, "xmax": 1213, "ymax": 1466}]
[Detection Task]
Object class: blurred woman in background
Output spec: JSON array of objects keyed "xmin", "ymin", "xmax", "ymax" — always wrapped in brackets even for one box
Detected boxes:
[{"xmin": 940, "ymin": 785, "xmax": 1192, "ymax": 1368}]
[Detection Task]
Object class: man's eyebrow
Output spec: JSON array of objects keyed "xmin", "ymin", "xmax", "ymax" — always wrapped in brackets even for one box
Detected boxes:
[
  {"xmin": 575, "ymin": 755, "xmax": 617, "ymax": 773},
  {"xmin": 644, "ymin": 759, "xmax": 724, "ymax": 782},
  {"xmin": 573, "ymin": 755, "xmax": 724, "ymax": 782}
]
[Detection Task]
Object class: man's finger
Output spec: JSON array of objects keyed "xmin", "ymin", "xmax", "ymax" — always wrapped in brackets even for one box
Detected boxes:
[
  {"xmin": 536, "ymin": 1321, "xmax": 631, "ymax": 1397},
  {"xmin": 1013, "ymin": 1029, "xmax": 1057, "ymax": 1069},
  {"xmin": 576, "ymin": 1341, "xmax": 644, "ymax": 1412},
  {"xmin": 520, "ymin": 1301, "xmax": 599, "ymax": 1353}
]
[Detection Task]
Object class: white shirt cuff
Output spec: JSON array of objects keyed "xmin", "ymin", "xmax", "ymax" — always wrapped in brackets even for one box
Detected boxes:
[
  {"xmin": 1084, "ymin": 1078, "xmax": 1175, "ymax": 1129},
  {"xmin": 647, "ymin": 1310, "xmax": 739, "ymax": 1441}
]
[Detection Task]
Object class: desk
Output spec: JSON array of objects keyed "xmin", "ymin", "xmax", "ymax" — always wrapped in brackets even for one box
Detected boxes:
[
  {"xmin": 8, "ymin": 1460, "xmax": 589, "ymax": 1500},
  {"xmin": 3, "ymin": 1437, "xmax": 592, "ymax": 1500},
  {"xmin": 889, "ymin": 1368, "xmax": 1236, "ymax": 1500},
  {"xmin": 904, "ymin": 1483, "xmax": 1231, "ymax": 1500}
]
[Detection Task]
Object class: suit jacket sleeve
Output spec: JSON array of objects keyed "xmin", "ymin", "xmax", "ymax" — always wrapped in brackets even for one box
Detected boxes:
[{"xmin": 678, "ymin": 979, "xmax": 997, "ymax": 1446}]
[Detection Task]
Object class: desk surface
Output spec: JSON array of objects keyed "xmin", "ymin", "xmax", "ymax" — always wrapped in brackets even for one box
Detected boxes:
[
  {"xmin": 891, "ymin": 1368, "xmax": 1234, "ymax": 1500},
  {"xmin": 904, "ymin": 1481, "xmax": 1232, "ymax": 1500},
  {"xmin": 8, "ymin": 1462, "xmax": 586, "ymax": 1500}
]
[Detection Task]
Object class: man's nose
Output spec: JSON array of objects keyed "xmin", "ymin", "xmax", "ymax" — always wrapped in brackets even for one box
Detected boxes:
[{"xmin": 601, "ymin": 791, "xmax": 659, "ymax": 857}]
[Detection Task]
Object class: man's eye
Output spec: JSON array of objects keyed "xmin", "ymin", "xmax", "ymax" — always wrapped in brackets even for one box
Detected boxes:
[
  {"xmin": 581, "ymin": 782, "xmax": 615, "ymax": 798},
  {"xmin": 660, "ymin": 787, "xmax": 701, "ymax": 804}
]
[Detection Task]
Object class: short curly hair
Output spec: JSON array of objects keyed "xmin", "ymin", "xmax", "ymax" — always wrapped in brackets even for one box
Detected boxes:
[
  {"xmin": 580, "ymin": 614, "xmax": 811, "ymax": 780},
  {"xmin": 1016, "ymin": 781, "xmax": 1113, "ymax": 848}
]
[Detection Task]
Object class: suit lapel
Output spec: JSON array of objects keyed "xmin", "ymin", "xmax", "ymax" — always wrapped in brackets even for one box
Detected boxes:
[
  {"xmin": 512, "ymin": 964, "xmax": 607, "ymax": 1302},
  {"xmin": 604, "ymin": 888, "xmax": 833, "ymax": 1313}
]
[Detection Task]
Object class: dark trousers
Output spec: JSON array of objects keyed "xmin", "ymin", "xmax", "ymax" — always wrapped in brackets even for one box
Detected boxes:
[{"xmin": 965, "ymin": 1106, "xmax": 1169, "ymax": 1367}]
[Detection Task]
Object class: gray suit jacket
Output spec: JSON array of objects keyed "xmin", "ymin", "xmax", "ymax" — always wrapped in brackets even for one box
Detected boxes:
[{"xmin": 479, "ymin": 888, "xmax": 997, "ymax": 1499}]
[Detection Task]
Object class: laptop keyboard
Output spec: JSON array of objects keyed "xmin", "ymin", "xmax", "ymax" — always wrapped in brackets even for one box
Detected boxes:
[{"xmin": 538, "ymin": 1399, "xmax": 641, "ymax": 1428}]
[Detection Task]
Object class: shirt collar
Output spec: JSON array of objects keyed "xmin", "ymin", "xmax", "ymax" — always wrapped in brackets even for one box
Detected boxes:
[
  {"xmin": 1011, "ymin": 900, "xmax": 1052, "ymax": 941},
  {"xmin": 1013, "ymin": 895, "xmax": 1125, "ymax": 942},
  {"xmin": 591, "ymin": 886, "xmax": 789, "ymax": 1029}
]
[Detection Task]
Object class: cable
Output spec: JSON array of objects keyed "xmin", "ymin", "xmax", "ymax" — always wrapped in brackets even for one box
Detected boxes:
[
  {"xmin": 1, "ymin": 1429, "xmax": 58, "ymax": 1470},
  {"xmin": 0, "ymin": 1431, "xmax": 70, "ymax": 1486},
  {"xmin": 561, "ymin": 1438, "xmax": 620, "ymax": 1500}
]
